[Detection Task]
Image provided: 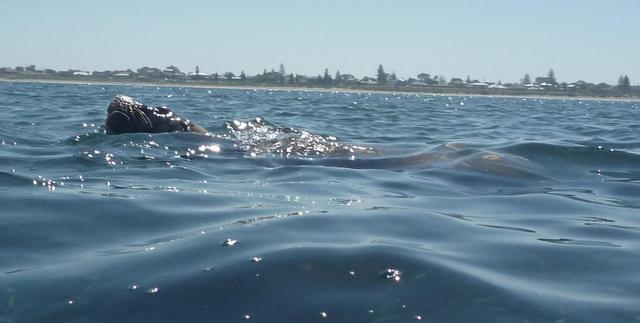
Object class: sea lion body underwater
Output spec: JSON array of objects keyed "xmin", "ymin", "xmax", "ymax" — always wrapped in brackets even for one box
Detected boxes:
[{"xmin": 105, "ymin": 95, "xmax": 208, "ymax": 134}]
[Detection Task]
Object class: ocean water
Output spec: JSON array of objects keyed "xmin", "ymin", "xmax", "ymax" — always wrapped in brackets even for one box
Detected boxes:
[{"xmin": 1, "ymin": 81, "xmax": 640, "ymax": 323}]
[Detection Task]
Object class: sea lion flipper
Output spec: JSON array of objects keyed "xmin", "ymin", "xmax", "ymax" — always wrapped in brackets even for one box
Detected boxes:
[{"xmin": 187, "ymin": 123, "xmax": 209, "ymax": 135}]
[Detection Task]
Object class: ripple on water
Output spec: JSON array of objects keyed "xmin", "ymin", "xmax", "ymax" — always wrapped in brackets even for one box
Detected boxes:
[{"xmin": 1, "ymin": 82, "xmax": 640, "ymax": 322}]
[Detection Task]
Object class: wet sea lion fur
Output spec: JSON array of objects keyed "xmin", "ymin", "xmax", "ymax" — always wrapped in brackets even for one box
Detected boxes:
[{"xmin": 105, "ymin": 95, "xmax": 207, "ymax": 134}]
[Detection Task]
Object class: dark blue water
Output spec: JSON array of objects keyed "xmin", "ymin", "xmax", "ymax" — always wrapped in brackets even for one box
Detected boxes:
[{"xmin": 1, "ymin": 81, "xmax": 640, "ymax": 323}]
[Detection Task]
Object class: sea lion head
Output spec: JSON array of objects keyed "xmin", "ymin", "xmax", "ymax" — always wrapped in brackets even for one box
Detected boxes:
[
  {"xmin": 105, "ymin": 110, "xmax": 132, "ymax": 134},
  {"xmin": 105, "ymin": 95, "xmax": 154, "ymax": 134},
  {"xmin": 105, "ymin": 95, "xmax": 208, "ymax": 134}
]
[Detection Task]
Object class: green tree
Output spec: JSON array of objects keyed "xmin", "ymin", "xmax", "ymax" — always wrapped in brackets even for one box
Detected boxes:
[
  {"xmin": 166, "ymin": 65, "xmax": 182, "ymax": 74},
  {"xmin": 224, "ymin": 72, "xmax": 234, "ymax": 80},
  {"xmin": 548, "ymin": 69, "xmax": 556, "ymax": 84},
  {"xmin": 335, "ymin": 70, "xmax": 341, "ymax": 83},
  {"xmin": 377, "ymin": 64, "xmax": 387, "ymax": 85},
  {"xmin": 195, "ymin": 65, "xmax": 200, "ymax": 75},
  {"xmin": 523, "ymin": 73, "xmax": 531, "ymax": 85},
  {"xmin": 240, "ymin": 71, "xmax": 246, "ymax": 81},
  {"xmin": 438, "ymin": 75, "xmax": 447, "ymax": 86},
  {"xmin": 623, "ymin": 75, "xmax": 631, "ymax": 93},
  {"xmin": 620, "ymin": 75, "xmax": 631, "ymax": 94},
  {"xmin": 323, "ymin": 68, "xmax": 332, "ymax": 86},
  {"xmin": 417, "ymin": 73, "xmax": 432, "ymax": 83},
  {"xmin": 278, "ymin": 64, "xmax": 286, "ymax": 84}
]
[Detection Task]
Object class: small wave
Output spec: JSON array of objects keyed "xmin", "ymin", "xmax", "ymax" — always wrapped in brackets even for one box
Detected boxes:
[
  {"xmin": 501, "ymin": 142, "xmax": 640, "ymax": 168},
  {"xmin": 0, "ymin": 171, "xmax": 34, "ymax": 187},
  {"xmin": 538, "ymin": 238, "xmax": 621, "ymax": 248}
]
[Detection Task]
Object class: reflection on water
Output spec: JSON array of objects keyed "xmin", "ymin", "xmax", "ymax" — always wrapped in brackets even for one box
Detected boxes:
[{"xmin": 1, "ymin": 82, "xmax": 640, "ymax": 322}]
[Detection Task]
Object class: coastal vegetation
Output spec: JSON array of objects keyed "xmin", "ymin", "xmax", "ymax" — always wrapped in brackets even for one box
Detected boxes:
[{"xmin": 0, "ymin": 64, "xmax": 637, "ymax": 98}]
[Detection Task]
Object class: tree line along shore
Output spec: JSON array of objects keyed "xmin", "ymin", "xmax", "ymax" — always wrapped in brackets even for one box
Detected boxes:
[{"xmin": 1, "ymin": 64, "xmax": 637, "ymax": 99}]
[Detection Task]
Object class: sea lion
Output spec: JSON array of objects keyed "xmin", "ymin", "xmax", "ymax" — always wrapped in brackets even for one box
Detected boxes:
[{"xmin": 105, "ymin": 95, "xmax": 208, "ymax": 134}]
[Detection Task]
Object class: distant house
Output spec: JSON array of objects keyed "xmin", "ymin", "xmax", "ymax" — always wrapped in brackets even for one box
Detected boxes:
[
  {"xmin": 534, "ymin": 77, "xmax": 556, "ymax": 86},
  {"xmin": 73, "ymin": 71, "xmax": 92, "ymax": 76},
  {"xmin": 525, "ymin": 84, "xmax": 543, "ymax": 90},
  {"xmin": 57, "ymin": 70, "xmax": 76, "ymax": 77},
  {"xmin": 113, "ymin": 70, "xmax": 133, "ymax": 77},
  {"xmin": 92, "ymin": 71, "xmax": 113, "ymax": 78},
  {"xmin": 359, "ymin": 77, "xmax": 377, "ymax": 85},
  {"xmin": 137, "ymin": 67, "xmax": 163, "ymax": 78},
  {"xmin": 570, "ymin": 81, "xmax": 589, "ymax": 89},
  {"xmin": 188, "ymin": 72, "xmax": 209, "ymax": 80},
  {"xmin": 595, "ymin": 83, "xmax": 613, "ymax": 91},
  {"xmin": 449, "ymin": 78, "xmax": 465, "ymax": 86},
  {"xmin": 339, "ymin": 74, "xmax": 358, "ymax": 82},
  {"xmin": 409, "ymin": 81, "xmax": 431, "ymax": 87},
  {"xmin": 387, "ymin": 78, "xmax": 407, "ymax": 87},
  {"xmin": 468, "ymin": 82, "xmax": 489, "ymax": 88},
  {"xmin": 163, "ymin": 66, "xmax": 186, "ymax": 79}
]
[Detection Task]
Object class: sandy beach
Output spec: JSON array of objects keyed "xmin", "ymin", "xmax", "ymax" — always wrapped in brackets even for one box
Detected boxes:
[{"xmin": 2, "ymin": 77, "xmax": 639, "ymax": 103}]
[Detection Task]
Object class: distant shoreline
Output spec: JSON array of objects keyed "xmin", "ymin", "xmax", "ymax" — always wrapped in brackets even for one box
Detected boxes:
[{"xmin": 2, "ymin": 77, "xmax": 639, "ymax": 102}]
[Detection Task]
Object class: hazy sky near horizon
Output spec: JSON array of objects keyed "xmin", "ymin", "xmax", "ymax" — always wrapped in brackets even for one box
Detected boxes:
[{"xmin": 2, "ymin": 1, "xmax": 639, "ymax": 84}]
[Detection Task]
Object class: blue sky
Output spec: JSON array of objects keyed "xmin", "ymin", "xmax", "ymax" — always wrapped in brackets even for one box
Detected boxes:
[{"xmin": 2, "ymin": 0, "xmax": 638, "ymax": 84}]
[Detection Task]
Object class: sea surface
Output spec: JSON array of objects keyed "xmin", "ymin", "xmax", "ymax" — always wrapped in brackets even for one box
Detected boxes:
[{"xmin": 1, "ymin": 81, "xmax": 640, "ymax": 323}]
